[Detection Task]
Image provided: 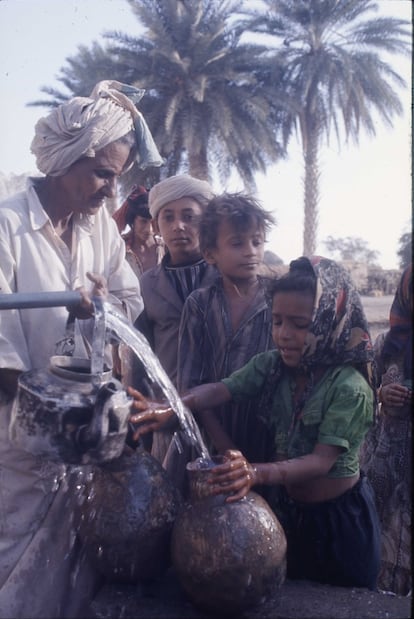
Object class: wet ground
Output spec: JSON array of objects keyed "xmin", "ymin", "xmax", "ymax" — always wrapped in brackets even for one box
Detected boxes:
[{"xmin": 89, "ymin": 568, "xmax": 411, "ymax": 619}]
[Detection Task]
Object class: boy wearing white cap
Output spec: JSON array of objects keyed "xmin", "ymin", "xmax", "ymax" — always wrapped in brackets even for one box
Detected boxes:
[{"xmin": 135, "ymin": 174, "xmax": 217, "ymax": 463}]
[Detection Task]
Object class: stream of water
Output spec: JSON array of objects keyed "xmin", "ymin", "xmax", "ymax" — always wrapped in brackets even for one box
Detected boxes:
[
  {"xmin": 102, "ymin": 302, "xmax": 210, "ymax": 460},
  {"xmin": 91, "ymin": 297, "xmax": 106, "ymax": 382}
]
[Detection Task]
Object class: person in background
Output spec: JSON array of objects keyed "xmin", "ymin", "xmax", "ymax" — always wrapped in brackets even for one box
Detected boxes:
[
  {"xmin": 112, "ymin": 185, "xmax": 165, "ymax": 389},
  {"xmin": 135, "ymin": 174, "xmax": 218, "ymax": 463},
  {"xmin": 113, "ymin": 185, "xmax": 164, "ymax": 278},
  {"xmin": 129, "ymin": 256, "xmax": 381, "ymax": 590},
  {"xmin": 360, "ymin": 263, "xmax": 412, "ymax": 596},
  {"xmin": 177, "ymin": 192, "xmax": 276, "ymax": 467},
  {"xmin": 0, "ymin": 79, "xmax": 163, "ymax": 618}
]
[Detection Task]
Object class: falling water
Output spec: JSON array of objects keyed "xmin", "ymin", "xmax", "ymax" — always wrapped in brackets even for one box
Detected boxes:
[
  {"xmin": 102, "ymin": 302, "xmax": 210, "ymax": 460},
  {"xmin": 91, "ymin": 297, "xmax": 106, "ymax": 383}
]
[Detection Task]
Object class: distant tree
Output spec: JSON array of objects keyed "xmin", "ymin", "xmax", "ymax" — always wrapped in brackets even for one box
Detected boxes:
[
  {"xmin": 245, "ymin": 0, "xmax": 411, "ymax": 256},
  {"xmin": 323, "ymin": 235, "xmax": 380, "ymax": 264},
  {"xmin": 397, "ymin": 228, "xmax": 412, "ymax": 270},
  {"xmin": 29, "ymin": 0, "xmax": 285, "ymax": 192}
]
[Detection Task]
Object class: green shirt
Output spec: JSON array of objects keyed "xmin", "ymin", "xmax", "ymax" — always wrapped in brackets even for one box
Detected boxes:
[{"xmin": 222, "ymin": 351, "xmax": 374, "ymax": 478}]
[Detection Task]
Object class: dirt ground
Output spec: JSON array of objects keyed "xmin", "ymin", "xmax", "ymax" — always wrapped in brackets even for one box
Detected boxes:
[{"xmin": 90, "ymin": 569, "xmax": 411, "ymax": 619}]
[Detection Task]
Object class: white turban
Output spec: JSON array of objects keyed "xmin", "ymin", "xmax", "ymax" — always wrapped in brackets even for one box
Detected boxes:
[
  {"xmin": 149, "ymin": 174, "xmax": 214, "ymax": 219},
  {"xmin": 31, "ymin": 80, "xmax": 164, "ymax": 177}
]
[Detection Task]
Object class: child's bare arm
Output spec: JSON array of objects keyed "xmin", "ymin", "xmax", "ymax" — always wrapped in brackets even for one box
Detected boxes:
[
  {"xmin": 209, "ymin": 443, "xmax": 343, "ymax": 502},
  {"xmin": 128, "ymin": 382, "xmax": 232, "ymax": 441},
  {"xmin": 253, "ymin": 443, "xmax": 342, "ymax": 487}
]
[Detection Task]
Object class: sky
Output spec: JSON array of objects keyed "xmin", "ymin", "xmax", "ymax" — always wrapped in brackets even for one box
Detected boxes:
[{"xmin": 0, "ymin": 0, "xmax": 411, "ymax": 270}]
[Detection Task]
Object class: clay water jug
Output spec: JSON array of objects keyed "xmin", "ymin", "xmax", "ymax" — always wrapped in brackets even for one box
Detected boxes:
[
  {"xmin": 171, "ymin": 457, "xmax": 287, "ymax": 616},
  {"xmin": 10, "ymin": 355, "xmax": 131, "ymax": 464},
  {"xmin": 76, "ymin": 448, "xmax": 183, "ymax": 583}
]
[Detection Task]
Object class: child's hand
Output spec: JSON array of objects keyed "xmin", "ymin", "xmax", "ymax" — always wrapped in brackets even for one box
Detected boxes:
[
  {"xmin": 127, "ymin": 386, "xmax": 175, "ymax": 441},
  {"xmin": 209, "ymin": 449, "xmax": 256, "ymax": 503},
  {"xmin": 380, "ymin": 382, "xmax": 412, "ymax": 408}
]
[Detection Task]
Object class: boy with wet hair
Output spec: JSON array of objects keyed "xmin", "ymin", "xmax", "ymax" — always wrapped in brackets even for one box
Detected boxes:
[{"xmin": 177, "ymin": 192, "xmax": 277, "ymax": 464}]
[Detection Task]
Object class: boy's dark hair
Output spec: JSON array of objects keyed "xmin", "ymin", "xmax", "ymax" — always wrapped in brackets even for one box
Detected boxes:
[
  {"xmin": 125, "ymin": 193, "xmax": 151, "ymax": 227},
  {"xmin": 268, "ymin": 256, "xmax": 316, "ymax": 300},
  {"xmin": 199, "ymin": 192, "xmax": 275, "ymax": 253}
]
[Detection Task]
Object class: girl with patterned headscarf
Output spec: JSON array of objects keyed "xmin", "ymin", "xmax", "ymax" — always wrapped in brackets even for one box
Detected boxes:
[
  {"xmin": 361, "ymin": 264, "xmax": 412, "ymax": 595},
  {"xmin": 129, "ymin": 255, "xmax": 381, "ymax": 590}
]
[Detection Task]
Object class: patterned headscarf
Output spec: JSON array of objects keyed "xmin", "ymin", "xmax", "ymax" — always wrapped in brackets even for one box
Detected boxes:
[
  {"xmin": 382, "ymin": 264, "xmax": 412, "ymax": 377},
  {"xmin": 265, "ymin": 256, "xmax": 375, "ymax": 393},
  {"xmin": 258, "ymin": 256, "xmax": 377, "ymax": 432},
  {"xmin": 31, "ymin": 80, "xmax": 164, "ymax": 176},
  {"xmin": 300, "ymin": 256, "xmax": 374, "ymax": 383}
]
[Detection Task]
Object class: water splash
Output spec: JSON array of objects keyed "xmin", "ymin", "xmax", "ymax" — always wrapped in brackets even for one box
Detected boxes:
[
  {"xmin": 91, "ymin": 297, "xmax": 106, "ymax": 383},
  {"xmin": 103, "ymin": 302, "xmax": 209, "ymax": 459}
]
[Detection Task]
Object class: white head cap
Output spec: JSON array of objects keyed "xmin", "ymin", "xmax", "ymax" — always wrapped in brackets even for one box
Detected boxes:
[{"xmin": 148, "ymin": 174, "xmax": 214, "ymax": 219}]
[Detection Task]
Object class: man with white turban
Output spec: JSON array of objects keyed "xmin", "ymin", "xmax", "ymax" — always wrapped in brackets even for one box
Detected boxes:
[
  {"xmin": 135, "ymin": 174, "xmax": 217, "ymax": 465},
  {"xmin": 0, "ymin": 81, "xmax": 163, "ymax": 618}
]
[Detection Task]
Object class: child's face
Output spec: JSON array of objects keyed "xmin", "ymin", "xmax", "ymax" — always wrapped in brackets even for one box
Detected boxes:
[
  {"xmin": 271, "ymin": 290, "xmax": 314, "ymax": 368},
  {"xmin": 132, "ymin": 216, "xmax": 153, "ymax": 244},
  {"xmin": 205, "ymin": 218, "xmax": 265, "ymax": 280},
  {"xmin": 154, "ymin": 197, "xmax": 203, "ymax": 265}
]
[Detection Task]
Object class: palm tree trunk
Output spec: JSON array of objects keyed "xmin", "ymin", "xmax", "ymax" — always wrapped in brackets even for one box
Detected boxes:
[
  {"xmin": 302, "ymin": 124, "xmax": 320, "ymax": 257},
  {"xmin": 188, "ymin": 145, "xmax": 209, "ymax": 181}
]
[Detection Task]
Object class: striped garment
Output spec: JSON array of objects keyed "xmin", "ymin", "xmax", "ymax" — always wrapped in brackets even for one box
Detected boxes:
[
  {"xmin": 177, "ymin": 275, "xmax": 276, "ymax": 463},
  {"xmin": 165, "ymin": 257, "xmax": 209, "ymax": 303}
]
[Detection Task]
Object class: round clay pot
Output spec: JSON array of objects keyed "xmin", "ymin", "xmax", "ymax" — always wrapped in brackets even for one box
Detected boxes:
[
  {"xmin": 171, "ymin": 457, "xmax": 287, "ymax": 615},
  {"xmin": 76, "ymin": 448, "xmax": 182, "ymax": 583}
]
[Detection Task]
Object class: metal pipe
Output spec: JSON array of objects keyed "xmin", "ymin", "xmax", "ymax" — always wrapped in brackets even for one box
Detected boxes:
[{"xmin": 0, "ymin": 291, "xmax": 82, "ymax": 310}]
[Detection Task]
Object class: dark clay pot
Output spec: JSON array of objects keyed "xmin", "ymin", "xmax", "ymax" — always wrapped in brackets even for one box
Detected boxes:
[
  {"xmin": 171, "ymin": 457, "xmax": 287, "ymax": 616},
  {"xmin": 76, "ymin": 448, "xmax": 183, "ymax": 583},
  {"xmin": 11, "ymin": 356, "xmax": 130, "ymax": 464}
]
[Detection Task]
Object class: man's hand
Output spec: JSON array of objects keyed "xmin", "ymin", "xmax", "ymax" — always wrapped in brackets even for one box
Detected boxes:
[{"xmin": 70, "ymin": 272, "xmax": 108, "ymax": 319}]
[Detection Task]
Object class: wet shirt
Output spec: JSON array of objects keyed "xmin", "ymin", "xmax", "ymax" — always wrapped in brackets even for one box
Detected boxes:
[{"xmin": 222, "ymin": 350, "xmax": 374, "ymax": 477}]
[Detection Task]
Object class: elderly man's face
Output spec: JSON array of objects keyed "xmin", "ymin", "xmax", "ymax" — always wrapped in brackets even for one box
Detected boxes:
[{"xmin": 60, "ymin": 141, "xmax": 131, "ymax": 216}]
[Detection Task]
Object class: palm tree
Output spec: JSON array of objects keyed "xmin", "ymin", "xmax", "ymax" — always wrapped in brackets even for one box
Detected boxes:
[
  {"xmin": 30, "ymin": 0, "xmax": 285, "ymax": 192},
  {"xmin": 246, "ymin": 0, "xmax": 411, "ymax": 255}
]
